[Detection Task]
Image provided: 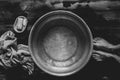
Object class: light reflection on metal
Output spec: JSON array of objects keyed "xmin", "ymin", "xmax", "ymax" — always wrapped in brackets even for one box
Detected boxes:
[
  {"xmin": 0, "ymin": 30, "xmax": 120, "ymax": 76},
  {"xmin": 29, "ymin": 10, "xmax": 93, "ymax": 76},
  {"xmin": 13, "ymin": 16, "xmax": 28, "ymax": 33}
]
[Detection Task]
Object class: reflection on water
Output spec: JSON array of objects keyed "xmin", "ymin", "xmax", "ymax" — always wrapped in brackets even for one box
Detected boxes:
[{"xmin": 43, "ymin": 27, "xmax": 77, "ymax": 61}]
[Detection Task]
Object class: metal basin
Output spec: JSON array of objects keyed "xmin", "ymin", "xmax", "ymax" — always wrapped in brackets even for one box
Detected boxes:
[{"xmin": 29, "ymin": 10, "xmax": 93, "ymax": 76}]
